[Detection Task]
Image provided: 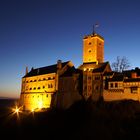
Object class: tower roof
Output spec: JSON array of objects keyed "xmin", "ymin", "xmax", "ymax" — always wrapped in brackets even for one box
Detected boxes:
[{"xmin": 83, "ymin": 33, "xmax": 104, "ymax": 40}]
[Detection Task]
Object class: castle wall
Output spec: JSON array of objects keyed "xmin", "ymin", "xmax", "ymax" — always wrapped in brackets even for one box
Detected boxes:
[
  {"xmin": 56, "ymin": 76, "xmax": 82, "ymax": 109},
  {"xmin": 21, "ymin": 73, "xmax": 57, "ymax": 111},
  {"xmin": 103, "ymin": 90, "xmax": 140, "ymax": 101},
  {"xmin": 20, "ymin": 93, "xmax": 52, "ymax": 111}
]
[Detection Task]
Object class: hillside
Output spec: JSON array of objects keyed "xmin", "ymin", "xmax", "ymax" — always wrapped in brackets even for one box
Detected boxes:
[{"xmin": 0, "ymin": 99, "xmax": 140, "ymax": 140}]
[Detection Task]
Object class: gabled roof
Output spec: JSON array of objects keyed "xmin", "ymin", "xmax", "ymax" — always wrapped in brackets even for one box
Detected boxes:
[
  {"xmin": 108, "ymin": 75, "xmax": 124, "ymax": 82},
  {"xmin": 103, "ymin": 71, "xmax": 114, "ymax": 76},
  {"xmin": 92, "ymin": 62, "xmax": 109, "ymax": 73},
  {"xmin": 78, "ymin": 61, "xmax": 110, "ymax": 73},
  {"xmin": 23, "ymin": 61, "xmax": 69, "ymax": 78}
]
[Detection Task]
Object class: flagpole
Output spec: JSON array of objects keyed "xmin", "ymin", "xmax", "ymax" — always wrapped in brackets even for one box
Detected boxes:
[{"xmin": 93, "ymin": 23, "xmax": 99, "ymax": 34}]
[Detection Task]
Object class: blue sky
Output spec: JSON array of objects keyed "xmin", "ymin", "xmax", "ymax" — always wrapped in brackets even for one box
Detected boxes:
[{"xmin": 1, "ymin": 0, "xmax": 140, "ymax": 98}]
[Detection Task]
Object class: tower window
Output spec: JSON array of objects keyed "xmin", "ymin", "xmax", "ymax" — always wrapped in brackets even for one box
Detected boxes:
[{"xmin": 88, "ymin": 50, "xmax": 91, "ymax": 53}]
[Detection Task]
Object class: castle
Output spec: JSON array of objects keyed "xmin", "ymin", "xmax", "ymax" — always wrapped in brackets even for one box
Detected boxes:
[{"xmin": 20, "ymin": 30, "xmax": 140, "ymax": 111}]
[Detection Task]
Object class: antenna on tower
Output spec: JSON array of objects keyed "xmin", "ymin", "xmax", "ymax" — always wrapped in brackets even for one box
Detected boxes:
[{"xmin": 93, "ymin": 23, "xmax": 99, "ymax": 34}]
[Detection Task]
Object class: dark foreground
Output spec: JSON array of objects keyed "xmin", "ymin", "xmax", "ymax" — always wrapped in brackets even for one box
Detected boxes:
[{"xmin": 0, "ymin": 99, "xmax": 140, "ymax": 140}]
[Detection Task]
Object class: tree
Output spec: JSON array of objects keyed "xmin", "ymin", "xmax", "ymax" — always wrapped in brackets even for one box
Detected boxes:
[{"xmin": 111, "ymin": 56, "xmax": 130, "ymax": 72}]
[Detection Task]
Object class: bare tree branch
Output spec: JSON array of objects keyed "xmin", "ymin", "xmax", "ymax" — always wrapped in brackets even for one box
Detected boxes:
[{"xmin": 111, "ymin": 56, "xmax": 130, "ymax": 72}]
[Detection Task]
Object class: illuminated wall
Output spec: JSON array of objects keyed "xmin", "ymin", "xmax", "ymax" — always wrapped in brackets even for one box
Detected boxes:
[
  {"xmin": 103, "ymin": 80, "xmax": 140, "ymax": 101},
  {"xmin": 83, "ymin": 34, "xmax": 104, "ymax": 63},
  {"xmin": 20, "ymin": 73, "xmax": 57, "ymax": 111}
]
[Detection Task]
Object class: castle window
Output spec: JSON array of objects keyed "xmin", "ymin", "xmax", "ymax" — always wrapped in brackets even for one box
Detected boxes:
[
  {"xmin": 46, "ymin": 94, "xmax": 48, "ymax": 97},
  {"xmin": 38, "ymin": 79, "xmax": 41, "ymax": 81},
  {"xmin": 88, "ymin": 49, "xmax": 91, "ymax": 53},
  {"xmin": 48, "ymin": 84, "xmax": 50, "ymax": 88},
  {"xmin": 110, "ymin": 83, "xmax": 113, "ymax": 88},
  {"xmin": 131, "ymin": 87, "xmax": 138, "ymax": 94},
  {"xmin": 43, "ymin": 78, "xmax": 46, "ymax": 80},
  {"xmin": 95, "ymin": 76, "xmax": 100, "ymax": 80},
  {"xmin": 51, "ymin": 84, "xmax": 53, "ymax": 88},
  {"xmin": 43, "ymin": 86, "xmax": 45, "ymax": 89},
  {"xmin": 38, "ymin": 87, "xmax": 41, "ymax": 89},
  {"xmin": 88, "ymin": 42, "xmax": 91, "ymax": 45},
  {"xmin": 96, "ymin": 86, "xmax": 99, "ymax": 90},
  {"xmin": 115, "ymin": 83, "xmax": 118, "ymax": 88},
  {"xmin": 34, "ymin": 80, "xmax": 37, "ymax": 82},
  {"xmin": 48, "ymin": 77, "xmax": 51, "ymax": 80},
  {"xmin": 88, "ymin": 76, "xmax": 92, "ymax": 80},
  {"xmin": 30, "ymin": 88, "xmax": 32, "ymax": 90},
  {"xmin": 33, "ymin": 87, "xmax": 36, "ymax": 90},
  {"xmin": 30, "ymin": 80, "xmax": 32, "ymax": 82}
]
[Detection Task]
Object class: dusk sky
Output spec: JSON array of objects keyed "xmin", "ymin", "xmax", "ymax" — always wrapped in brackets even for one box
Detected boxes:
[{"xmin": 1, "ymin": 0, "xmax": 140, "ymax": 98}]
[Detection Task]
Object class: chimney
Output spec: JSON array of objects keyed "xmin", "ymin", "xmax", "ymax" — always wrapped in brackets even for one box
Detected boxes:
[
  {"xmin": 57, "ymin": 60, "xmax": 62, "ymax": 69},
  {"xmin": 131, "ymin": 71, "xmax": 137, "ymax": 78},
  {"xmin": 25, "ymin": 66, "xmax": 28, "ymax": 75}
]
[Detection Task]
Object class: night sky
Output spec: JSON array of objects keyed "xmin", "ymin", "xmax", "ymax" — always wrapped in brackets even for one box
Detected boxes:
[{"xmin": 1, "ymin": 0, "xmax": 140, "ymax": 98}]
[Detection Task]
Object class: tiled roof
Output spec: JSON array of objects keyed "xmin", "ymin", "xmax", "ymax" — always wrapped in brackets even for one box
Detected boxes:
[
  {"xmin": 78, "ymin": 61, "xmax": 109, "ymax": 73},
  {"xmin": 23, "ymin": 61, "xmax": 69, "ymax": 78},
  {"xmin": 60, "ymin": 66, "xmax": 76, "ymax": 77},
  {"xmin": 103, "ymin": 71, "xmax": 114, "ymax": 76},
  {"xmin": 124, "ymin": 78, "xmax": 140, "ymax": 82},
  {"xmin": 108, "ymin": 75, "xmax": 124, "ymax": 82},
  {"xmin": 92, "ymin": 62, "xmax": 109, "ymax": 73}
]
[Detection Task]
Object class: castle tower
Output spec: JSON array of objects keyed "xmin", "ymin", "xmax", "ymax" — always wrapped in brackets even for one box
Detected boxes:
[{"xmin": 83, "ymin": 33, "xmax": 104, "ymax": 64}]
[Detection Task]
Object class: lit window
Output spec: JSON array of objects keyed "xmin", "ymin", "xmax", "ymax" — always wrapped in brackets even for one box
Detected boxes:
[
  {"xmin": 131, "ymin": 87, "xmax": 138, "ymax": 93},
  {"xmin": 83, "ymin": 68, "xmax": 86, "ymax": 71}
]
